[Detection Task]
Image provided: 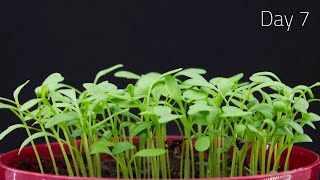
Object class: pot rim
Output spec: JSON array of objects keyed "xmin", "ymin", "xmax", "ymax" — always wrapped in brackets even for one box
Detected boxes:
[{"xmin": 0, "ymin": 135, "xmax": 319, "ymax": 180}]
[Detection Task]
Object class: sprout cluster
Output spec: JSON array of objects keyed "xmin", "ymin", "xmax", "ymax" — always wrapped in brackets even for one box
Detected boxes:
[{"xmin": 0, "ymin": 64, "xmax": 319, "ymax": 178}]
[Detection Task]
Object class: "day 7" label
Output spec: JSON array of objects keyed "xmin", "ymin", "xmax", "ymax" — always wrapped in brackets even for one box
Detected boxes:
[{"xmin": 261, "ymin": 11, "xmax": 309, "ymax": 31}]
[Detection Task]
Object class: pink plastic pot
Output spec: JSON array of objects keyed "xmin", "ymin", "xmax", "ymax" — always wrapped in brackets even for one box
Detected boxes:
[{"xmin": 0, "ymin": 136, "xmax": 319, "ymax": 180}]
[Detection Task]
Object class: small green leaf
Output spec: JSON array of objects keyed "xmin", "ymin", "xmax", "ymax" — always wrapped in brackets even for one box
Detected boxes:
[
  {"xmin": 71, "ymin": 128, "xmax": 83, "ymax": 138},
  {"xmin": 251, "ymin": 72, "xmax": 281, "ymax": 82},
  {"xmin": 263, "ymin": 119, "xmax": 276, "ymax": 133},
  {"xmin": 158, "ymin": 114, "xmax": 182, "ymax": 124},
  {"xmin": 112, "ymin": 142, "xmax": 135, "ymax": 155},
  {"xmin": 184, "ymin": 79, "xmax": 215, "ymax": 89},
  {"xmin": 42, "ymin": 73, "xmax": 64, "ymax": 85},
  {"xmin": 224, "ymin": 136, "xmax": 234, "ymax": 150},
  {"xmin": 226, "ymin": 92, "xmax": 247, "ymax": 101},
  {"xmin": 301, "ymin": 113, "xmax": 320, "ymax": 124},
  {"xmin": 0, "ymin": 103, "xmax": 18, "ymax": 110},
  {"xmin": 247, "ymin": 124, "xmax": 259, "ymax": 133},
  {"xmin": 38, "ymin": 73, "xmax": 65, "ymax": 94},
  {"xmin": 98, "ymin": 81, "xmax": 118, "ymax": 93},
  {"xmin": 165, "ymin": 75, "xmax": 182, "ymax": 103},
  {"xmin": 206, "ymin": 129, "xmax": 226, "ymax": 136},
  {"xmin": 151, "ymin": 82, "xmax": 168, "ymax": 101},
  {"xmin": 94, "ymin": 64, "xmax": 123, "ymax": 84},
  {"xmin": 234, "ymin": 124, "xmax": 246, "ymax": 136},
  {"xmin": 281, "ymin": 126, "xmax": 293, "ymax": 136},
  {"xmin": 110, "ymin": 98, "xmax": 135, "ymax": 108},
  {"xmin": 24, "ymin": 109, "xmax": 40, "ymax": 121},
  {"xmin": 193, "ymin": 118, "xmax": 208, "ymax": 125},
  {"xmin": 209, "ymin": 77, "xmax": 224, "ymax": 85},
  {"xmin": 293, "ymin": 134, "xmax": 312, "ymax": 143},
  {"xmin": 90, "ymin": 141, "xmax": 114, "ymax": 155},
  {"xmin": 177, "ymin": 71, "xmax": 207, "ymax": 81},
  {"xmin": 59, "ymin": 89, "xmax": 77, "ymax": 101},
  {"xmin": 294, "ymin": 85, "xmax": 314, "ymax": 99},
  {"xmin": 174, "ymin": 68, "xmax": 207, "ymax": 77},
  {"xmin": 306, "ymin": 113, "xmax": 320, "ymax": 122},
  {"xmin": 136, "ymin": 73, "xmax": 161, "ymax": 95},
  {"xmin": 135, "ymin": 148, "xmax": 166, "ymax": 157},
  {"xmin": 250, "ymin": 81, "xmax": 284, "ymax": 93},
  {"xmin": 114, "ymin": 71, "xmax": 141, "ymax": 79},
  {"xmin": 195, "ymin": 136, "xmax": 210, "ymax": 152},
  {"xmin": 288, "ymin": 121, "xmax": 304, "ymax": 134},
  {"xmin": 259, "ymin": 90, "xmax": 272, "ymax": 104},
  {"xmin": 182, "ymin": 89, "xmax": 207, "ymax": 100},
  {"xmin": 126, "ymin": 84, "xmax": 135, "ymax": 96},
  {"xmin": 249, "ymin": 103, "xmax": 273, "ymax": 112},
  {"xmin": 153, "ymin": 106, "xmax": 171, "ymax": 116},
  {"xmin": 217, "ymin": 79, "xmax": 235, "ymax": 94},
  {"xmin": 13, "ymin": 80, "xmax": 30, "ymax": 103},
  {"xmin": 0, "ymin": 124, "xmax": 25, "ymax": 140},
  {"xmin": 229, "ymin": 73, "xmax": 244, "ymax": 82},
  {"xmin": 19, "ymin": 132, "xmax": 54, "ymax": 154},
  {"xmin": 130, "ymin": 123, "xmax": 150, "ymax": 139},
  {"xmin": 230, "ymin": 99, "xmax": 248, "ymax": 110},
  {"xmin": 20, "ymin": 99, "xmax": 41, "ymax": 112},
  {"xmin": 303, "ymin": 121, "xmax": 316, "ymax": 129},
  {"xmin": 246, "ymin": 129, "xmax": 256, "ymax": 141},
  {"xmin": 293, "ymin": 97, "xmax": 309, "ymax": 113},
  {"xmin": 45, "ymin": 112, "xmax": 78, "ymax": 128},
  {"xmin": 83, "ymin": 83, "xmax": 104, "ymax": 94},
  {"xmin": 221, "ymin": 106, "xmax": 252, "ymax": 117},
  {"xmin": 188, "ymin": 104, "xmax": 218, "ymax": 116},
  {"xmin": 249, "ymin": 76, "xmax": 273, "ymax": 83},
  {"xmin": 258, "ymin": 109, "xmax": 273, "ymax": 119},
  {"xmin": 273, "ymin": 101, "xmax": 287, "ymax": 112},
  {"xmin": 139, "ymin": 110, "xmax": 154, "ymax": 115},
  {"xmin": 120, "ymin": 122, "xmax": 135, "ymax": 129},
  {"xmin": 103, "ymin": 130, "xmax": 113, "ymax": 139}
]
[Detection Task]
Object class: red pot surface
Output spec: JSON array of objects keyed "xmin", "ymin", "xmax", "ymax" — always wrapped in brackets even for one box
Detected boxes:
[{"xmin": 0, "ymin": 136, "xmax": 319, "ymax": 180}]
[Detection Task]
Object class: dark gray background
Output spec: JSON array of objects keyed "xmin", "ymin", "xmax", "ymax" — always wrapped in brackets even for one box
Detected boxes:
[{"xmin": 0, "ymin": 1, "xmax": 319, "ymax": 153}]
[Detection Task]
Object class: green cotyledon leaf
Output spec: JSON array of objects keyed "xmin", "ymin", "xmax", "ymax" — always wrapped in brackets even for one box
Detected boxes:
[
  {"xmin": 45, "ymin": 112, "xmax": 78, "ymax": 128},
  {"xmin": 114, "ymin": 71, "xmax": 141, "ymax": 79},
  {"xmin": 0, "ymin": 124, "xmax": 25, "ymax": 140},
  {"xmin": 90, "ymin": 140, "xmax": 115, "ymax": 155},
  {"xmin": 292, "ymin": 134, "xmax": 312, "ymax": 143},
  {"xmin": 94, "ymin": 64, "xmax": 123, "ymax": 84},
  {"xmin": 19, "ymin": 99, "xmax": 41, "ymax": 112},
  {"xmin": 13, "ymin": 80, "xmax": 30, "ymax": 104},
  {"xmin": 195, "ymin": 136, "xmax": 210, "ymax": 152},
  {"xmin": 19, "ymin": 132, "xmax": 54, "ymax": 154},
  {"xmin": 134, "ymin": 148, "xmax": 166, "ymax": 157},
  {"xmin": 112, "ymin": 142, "xmax": 135, "ymax": 155},
  {"xmin": 165, "ymin": 75, "xmax": 182, "ymax": 103},
  {"xmin": 182, "ymin": 89, "xmax": 207, "ymax": 100},
  {"xmin": 293, "ymin": 97, "xmax": 309, "ymax": 113},
  {"xmin": 153, "ymin": 106, "xmax": 171, "ymax": 116},
  {"xmin": 174, "ymin": 68, "xmax": 207, "ymax": 77},
  {"xmin": 158, "ymin": 114, "xmax": 182, "ymax": 124},
  {"xmin": 220, "ymin": 106, "xmax": 252, "ymax": 117}
]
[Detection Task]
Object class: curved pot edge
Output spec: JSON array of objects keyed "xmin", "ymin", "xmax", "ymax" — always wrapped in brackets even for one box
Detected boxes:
[{"xmin": 0, "ymin": 136, "xmax": 319, "ymax": 180}]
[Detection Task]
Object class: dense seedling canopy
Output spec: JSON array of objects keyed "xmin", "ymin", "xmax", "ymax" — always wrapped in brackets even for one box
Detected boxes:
[{"xmin": 1, "ymin": 65, "xmax": 319, "ymax": 178}]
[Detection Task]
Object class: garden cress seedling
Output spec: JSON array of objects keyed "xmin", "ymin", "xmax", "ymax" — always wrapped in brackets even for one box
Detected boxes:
[{"xmin": 0, "ymin": 65, "xmax": 319, "ymax": 178}]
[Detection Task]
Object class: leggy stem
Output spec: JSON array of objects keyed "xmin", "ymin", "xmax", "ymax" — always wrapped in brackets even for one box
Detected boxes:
[{"xmin": 284, "ymin": 144, "xmax": 293, "ymax": 171}]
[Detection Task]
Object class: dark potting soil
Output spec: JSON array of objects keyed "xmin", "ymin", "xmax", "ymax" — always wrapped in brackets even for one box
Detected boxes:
[
  {"xmin": 10, "ymin": 140, "xmax": 280, "ymax": 178},
  {"xmin": 101, "ymin": 155, "xmax": 197, "ymax": 178},
  {"xmin": 13, "ymin": 155, "xmax": 283, "ymax": 178},
  {"xmin": 14, "ymin": 156, "xmax": 70, "ymax": 176},
  {"xmin": 12, "ymin": 140, "xmax": 202, "ymax": 178},
  {"xmin": 13, "ymin": 155, "xmax": 197, "ymax": 178}
]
